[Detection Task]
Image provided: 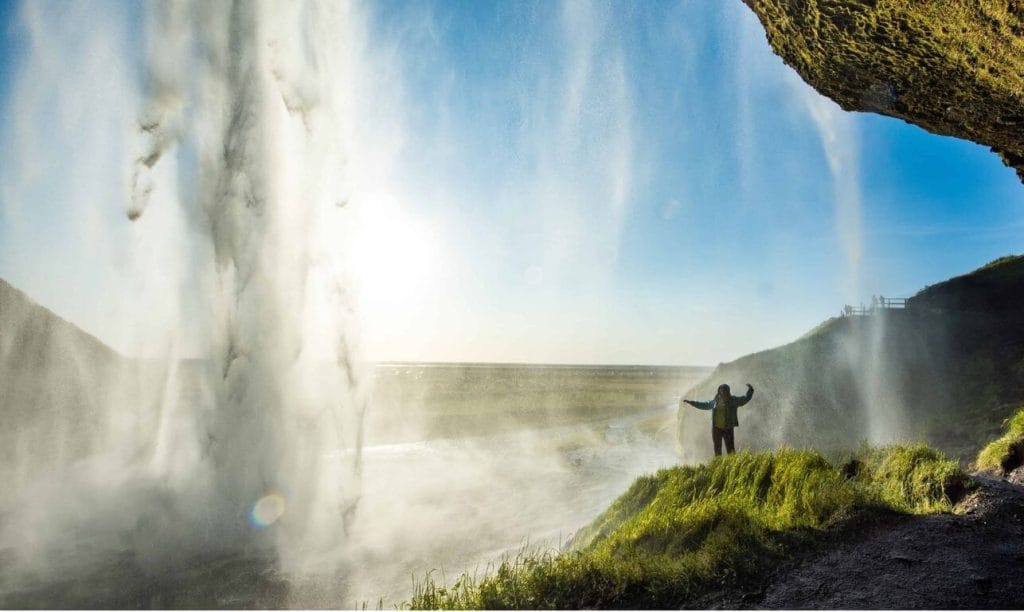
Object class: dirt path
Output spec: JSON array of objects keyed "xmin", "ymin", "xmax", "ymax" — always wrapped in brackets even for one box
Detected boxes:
[{"xmin": 729, "ymin": 473, "xmax": 1024, "ymax": 609}]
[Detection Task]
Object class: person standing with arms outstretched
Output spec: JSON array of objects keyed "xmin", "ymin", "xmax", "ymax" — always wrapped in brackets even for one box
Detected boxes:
[{"xmin": 681, "ymin": 383, "xmax": 755, "ymax": 456}]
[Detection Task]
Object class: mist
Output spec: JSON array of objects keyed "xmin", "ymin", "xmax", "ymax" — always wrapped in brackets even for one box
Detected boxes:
[
  {"xmin": 3, "ymin": 0, "xmax": 1021, "ymax": 607},
  {"xmin": 0, "ymin": 1, "xmax": 695, "ymax": 606},
  {"xmin": 675, "ymin": 304, "xmax": 963, "ymax": 466}
]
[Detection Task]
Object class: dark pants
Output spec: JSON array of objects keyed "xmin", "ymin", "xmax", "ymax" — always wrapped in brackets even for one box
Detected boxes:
[{"xmin": 712, "ymin": 426, "xmax": 735, "ymax": 456}]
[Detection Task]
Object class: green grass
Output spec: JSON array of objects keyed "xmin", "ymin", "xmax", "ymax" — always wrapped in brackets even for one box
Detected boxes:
[
  {"xmin": 408, "ymin": 445, "xmax": 970, "ymax": 609},
  {"xmin": 976, "ymin": 407, "xmax": 1024, "ymax": 474},
  {"xmin": 851, "ymin": 444, "xmax": 972, "ymax": 514}
]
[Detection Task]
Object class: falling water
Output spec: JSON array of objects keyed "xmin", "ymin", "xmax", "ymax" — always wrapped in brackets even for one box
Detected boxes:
[
  {"xmin": 671, "ymin": 12, "xmax": 917, "ymax": 461},
  {"xmin": 0, "ymin": 4, "xmax": 688, "ymax": 606},
  {"xmin": 129, "ymin": 1, "xmax": 369, "ymax": 568},
  {"xmin": 4, "ymin": 0, "xmax": 932, "ymax": 605},
  {"xmin": 799, "ymin": 86, "xmax": 913, "ymax": 447},
  {"xmin": 0, "ymin": 2, "xmax": 370, "ymax": 597}
]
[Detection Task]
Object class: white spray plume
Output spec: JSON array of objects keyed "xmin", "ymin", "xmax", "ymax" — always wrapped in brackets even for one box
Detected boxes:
[
  {"xmin": 535, "ymin": 0, "xmax": 635, "ymax": 292},
  {"xmin": 781, "ymin": 66, "xmax": 911, "ymax": 449},
  {"xmin": 791, "ymin": 76, "xmax": 865, "ymax": 303},
  {"xmin": 128, "ymin": 1, "xmax": 372, "ymax": 568}
]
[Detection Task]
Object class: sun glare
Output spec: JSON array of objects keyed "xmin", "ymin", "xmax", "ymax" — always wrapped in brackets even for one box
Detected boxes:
[{"xmin": 350, "ymin": 191, "xmax": 443, "ymax": 320}]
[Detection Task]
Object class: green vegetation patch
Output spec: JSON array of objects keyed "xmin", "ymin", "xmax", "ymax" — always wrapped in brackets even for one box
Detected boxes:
[
  {"xmin": 976, "ymin": 407, "xmax": 1024, "ymax": 474},
  {"xmin": 408, "ymin": 445, "xmax": 969, "ymax": 609},
  {"xmin": 852, "ymin": 444, "xmax": 973, "ymax": 514}
]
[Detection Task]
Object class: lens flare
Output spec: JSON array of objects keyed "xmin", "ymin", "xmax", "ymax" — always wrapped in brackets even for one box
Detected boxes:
[{"xmin": 249, "ymin": 493, "xmax": 287, "ymax": 529}]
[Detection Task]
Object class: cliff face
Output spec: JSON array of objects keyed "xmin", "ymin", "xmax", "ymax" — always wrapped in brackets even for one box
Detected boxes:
[
  {"xmin": 0, "ymin": 279, "xmax": 152, "ymax": 488},
  {"xmin": 742, "ymin": 0, "xmax": 1024, "ymax": 182},
  {"xmin": 679, "ymin": 255, "xmax": 1024, "ymax": 462}
]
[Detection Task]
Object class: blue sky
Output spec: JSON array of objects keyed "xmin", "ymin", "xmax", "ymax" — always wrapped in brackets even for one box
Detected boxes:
[{"xmin": 0, "ymin": 0, "xmax": 1021, "ymax": 366}]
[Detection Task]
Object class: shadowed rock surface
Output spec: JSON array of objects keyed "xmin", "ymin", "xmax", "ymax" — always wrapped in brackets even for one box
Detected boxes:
[
  {"xmin": 757, "ymin": 474, "xmax": 1024, "ymax": 609},
  {"xmin": 742, "ymin": 0, "xmax": 1024, "ymax": 181},
  {"xmin": 692, "ymin": 472, "xmax": 1024, "ymax": 609}
]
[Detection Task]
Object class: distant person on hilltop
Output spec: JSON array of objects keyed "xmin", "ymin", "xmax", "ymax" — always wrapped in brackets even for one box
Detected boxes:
[{"xmin": 681, "ymin": 383, "xmax": 755, "ymax": 456}]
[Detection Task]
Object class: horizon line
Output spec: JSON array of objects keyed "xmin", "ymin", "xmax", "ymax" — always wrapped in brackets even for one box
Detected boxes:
[{"xmin": 374, "ymin": 360, "xmax": 714, "ymax": 369}]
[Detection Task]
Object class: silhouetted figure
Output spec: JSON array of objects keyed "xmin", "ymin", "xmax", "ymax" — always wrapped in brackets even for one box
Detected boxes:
[{"xmin": 681, "ymin": 383, "xmax": 755, "ymax": 456}]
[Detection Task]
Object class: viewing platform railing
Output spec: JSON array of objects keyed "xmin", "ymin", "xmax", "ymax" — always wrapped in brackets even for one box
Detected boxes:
[{"xmin": 840, "ymin": 296, "xmax": 909, "ymax": 317}]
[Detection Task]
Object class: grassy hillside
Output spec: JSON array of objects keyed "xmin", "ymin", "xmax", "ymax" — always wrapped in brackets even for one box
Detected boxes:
[
  {"xmin": 680, "ymin": 255, "xmax": 1024, "ymax": 462},
  {"xmin": 409, "ymin": 445, "xmax": 969, "ymax": 609}
]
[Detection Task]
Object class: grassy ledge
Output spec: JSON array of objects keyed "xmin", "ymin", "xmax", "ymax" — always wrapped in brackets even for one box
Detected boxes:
[
  {"xmin": 407, "ymin": 445, "xmax": 971, "ymax": 609},
  {"xmin": 976, "ymin": 407, "xmax": 1024, "ymax": 474}
]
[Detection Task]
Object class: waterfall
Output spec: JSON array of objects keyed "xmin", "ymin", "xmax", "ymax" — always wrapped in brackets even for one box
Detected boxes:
[{"xmin": 129, "ymin": 1, "xmax": 370, "ymax": 568}]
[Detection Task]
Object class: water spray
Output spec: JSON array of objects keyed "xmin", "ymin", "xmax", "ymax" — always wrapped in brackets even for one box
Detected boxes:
[{"xmin": 130, "ymin": 0, "xmax": 368, "ymax": 567}]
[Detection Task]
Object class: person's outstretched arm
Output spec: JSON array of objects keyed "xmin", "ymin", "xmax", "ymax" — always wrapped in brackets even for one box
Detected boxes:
[
  {"xmin": 681, "ymin": 398, "xmax": 713, "ymax": 410},
  {"xmin": 733, "ymin": 384, "xmax": 754, "ymax": 407}
]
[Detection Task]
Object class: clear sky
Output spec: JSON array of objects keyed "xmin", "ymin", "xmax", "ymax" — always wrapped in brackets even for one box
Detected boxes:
[{"xmin": 1, "ymin": 0, "xmax": 1022, "ymax": 366}]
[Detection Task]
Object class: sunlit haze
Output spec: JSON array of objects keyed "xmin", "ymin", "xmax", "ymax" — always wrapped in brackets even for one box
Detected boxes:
[{"xmin": 1, "ymin": 1, "xmax": 1021, "ymax": 366}]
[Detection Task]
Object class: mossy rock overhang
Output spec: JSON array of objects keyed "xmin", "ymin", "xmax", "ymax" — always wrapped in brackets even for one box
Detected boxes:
[{"xmin": 741, "ymin": 0, "xmax": 1024, "ymax": 182}]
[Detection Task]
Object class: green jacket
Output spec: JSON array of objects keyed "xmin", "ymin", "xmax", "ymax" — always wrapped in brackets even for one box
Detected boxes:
[{"xmin": 682, "ymin": 386, "xmax": 754, "ymax": 428}]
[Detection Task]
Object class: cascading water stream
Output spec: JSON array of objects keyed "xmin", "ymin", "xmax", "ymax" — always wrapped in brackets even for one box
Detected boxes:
[{"xmin": 128, "ymin": 0, "xmax": 368, "ymax": 569}]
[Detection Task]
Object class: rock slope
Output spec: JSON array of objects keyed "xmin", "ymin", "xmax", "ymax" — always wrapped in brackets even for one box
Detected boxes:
[{"xmin": 0, "ymin": 279, "xmax": 143, "ymax": 489}]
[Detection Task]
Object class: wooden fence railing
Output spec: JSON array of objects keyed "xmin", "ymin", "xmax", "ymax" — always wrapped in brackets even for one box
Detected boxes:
[{"xmin": 840, "ymin": 296, "xmax": 908, "ymax": 317}]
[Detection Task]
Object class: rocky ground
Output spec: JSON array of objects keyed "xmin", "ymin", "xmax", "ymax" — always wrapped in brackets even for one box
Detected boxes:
[{"xmin": 706, "ymin": 471, "xmax": 1024, "ymax": 609}]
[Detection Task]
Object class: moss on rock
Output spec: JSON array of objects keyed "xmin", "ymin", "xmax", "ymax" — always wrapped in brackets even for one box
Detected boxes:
[{"xmin": 742, "ymin": 0, "xmax": 1024, "ymax": 181}]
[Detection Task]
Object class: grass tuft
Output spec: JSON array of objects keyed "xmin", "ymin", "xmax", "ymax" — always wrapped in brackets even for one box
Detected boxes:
[
  {"xmin": 976, "ymin": 407, "xmax": 1024, "ymax": 474},
  {"xmin": 408, "ymin": 445, "xmax": 969, "ymax": 609},
  {"xmin": 855, "ymin": 443, "xmax": 972, "ymax": 513}
]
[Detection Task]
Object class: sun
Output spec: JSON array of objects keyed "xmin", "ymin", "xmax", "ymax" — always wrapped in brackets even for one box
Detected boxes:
[{"xmin": 349, "ymin": 190, "xmax": 443, "ymax": 320}]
